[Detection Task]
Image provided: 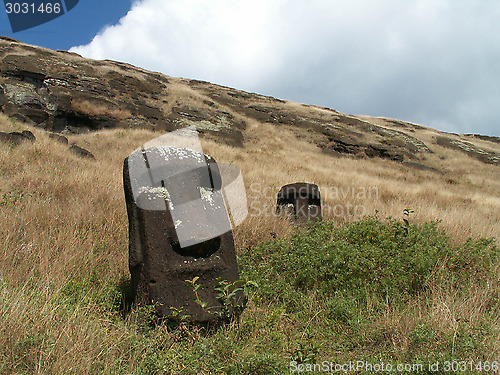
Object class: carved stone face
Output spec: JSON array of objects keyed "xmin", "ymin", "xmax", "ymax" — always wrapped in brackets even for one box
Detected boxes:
[
  {"xmin": 127, "ymin": 146, "xmax": 233, "ymax": 256},
  {"xmin": 276, "ymin": 183, "xmax": 322, "ymax": 222},
  {"xmin": 123, "ymin": 145, "xmax": 242, "ymax": 323}
]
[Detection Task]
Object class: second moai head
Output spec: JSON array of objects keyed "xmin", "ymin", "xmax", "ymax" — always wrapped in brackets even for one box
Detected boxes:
[{"xmin": 276, "ymin": 182, "xmax": 322, "ymax": 223}]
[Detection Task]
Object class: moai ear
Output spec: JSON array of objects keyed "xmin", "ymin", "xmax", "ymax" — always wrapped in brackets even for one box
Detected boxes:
[{"xmin": 276, "ymin": 183, "xmax": 322, "ymax": 223}]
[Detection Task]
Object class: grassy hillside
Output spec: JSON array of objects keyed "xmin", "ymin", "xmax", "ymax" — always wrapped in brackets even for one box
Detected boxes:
[{"xmin": 0, "ymin": 113, "xmax": 499, "ymax": 374}]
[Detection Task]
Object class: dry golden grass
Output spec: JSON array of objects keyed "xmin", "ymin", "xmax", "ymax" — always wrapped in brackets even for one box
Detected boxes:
[
  {"xmin": 0, "ymin": 112, "xmax": 498, "ymax": 373},
  {"xmin": 70, "ymin": 99, "xmax": 132, "ymax": 120},
  {"xmin": 154, "ymin": 82, "xmax": 500, "ymax": 243},
  {"xmin": 201, "ymin": 115, "xmax": 500, "ymax": 246},
  {"xmin": 369, "ymin": 262, "xmax": 500, "ymax": 361}
]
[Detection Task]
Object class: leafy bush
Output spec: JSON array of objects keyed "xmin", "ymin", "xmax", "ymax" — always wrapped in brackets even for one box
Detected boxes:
[{"xmin": 240, "ymin": 217, "xmax": 499, "ymax": 305}]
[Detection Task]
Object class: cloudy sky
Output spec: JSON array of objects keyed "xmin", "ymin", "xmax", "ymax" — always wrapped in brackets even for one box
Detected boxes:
[{"xmin": 3, "ymin": 1, "xmax": 499, "ymax": 136}]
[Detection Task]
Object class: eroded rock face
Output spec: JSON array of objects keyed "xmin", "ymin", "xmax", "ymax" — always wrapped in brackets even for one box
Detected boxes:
[
  {"xmin": 123, "ymin": 146, "xmax": 241, "ymax": 323},
  {"xmin": 3, "ymin": 38, "xmax": 496, "ymax": 167},
  {"xmin": 0, "ymin": 38, "xmax": 434, "ymax": 157},
  {"xmin": 69, "ymin": 144, "xmax": 95, "ymax": 160},
  {"xmin": 0, "ymin": 44, "xmax": 162, "ymax": 131},
  {"xmin": 277, "ymin": 183, "xmax": 322, "ymax": 223},
  {"xmin": 436, "ymin": 136, "xmax": 499, "ymax": 165},
  {"xmin": 185, "ymin": 80, "xmax": 433, "ymax": 163},
  {"xmin": 0, "ymin": 130, "xmax": 35, "ymax": 145},
  {"xmin": 0, "ymin": 39, "xmax": 245, "ymax": 146}
]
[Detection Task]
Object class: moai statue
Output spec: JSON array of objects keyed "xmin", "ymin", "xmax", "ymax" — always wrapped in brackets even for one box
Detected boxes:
[
  {"xmin": 123, "ymin": 145, "xmax": 244, "ymax": 324},
  {"xmin": 276, "ymin": 182, "xmax": 322, "ymax": 222}
]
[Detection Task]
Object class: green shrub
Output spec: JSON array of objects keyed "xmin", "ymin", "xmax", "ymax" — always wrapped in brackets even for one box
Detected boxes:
[{"xmin": 240, "ymin": 217, "xmax": 499, "ymax": 305}]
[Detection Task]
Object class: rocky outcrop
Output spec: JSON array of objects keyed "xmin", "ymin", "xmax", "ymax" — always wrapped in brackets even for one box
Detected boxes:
[
  {"xmin": 0, "ymin": 130, "xmax": 35, "ymax": 145},
  {"xmin": 48, "ymin": 132, "xmax": 68, "ymax": 144},
  {"xmin": 1, "ymin": 38, "xmax": 497, "ymax": 166},
  {"xmin": 465, "ymin": 134, "xmax": 500, "ymax": 144},
  {"xmin": 0, "ymin": 127, "xmax": 97, "ymax": 160},
  {"xmin": 185, "ymin": 79, "xmax": 434, "ymax": 163},
  {"xmin": 1, "ymin": 44, "xmax": 164, "ymax": 131},
  {"xmin": 21, "ymin": 130, "xmax": 35, "ymax": 141},
  {"xmin": 69, "ymin": 144, "xmax": 95, "ymax": 160},
  {"xmin": 0, "ymin": 38, "xmax": 245, "ymax": 146},
  {"xmin": 436, "ymin": 136, "xmax": 499, "ymax": 165}
]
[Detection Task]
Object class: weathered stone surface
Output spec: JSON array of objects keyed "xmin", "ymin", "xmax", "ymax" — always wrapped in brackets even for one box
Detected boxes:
[
  {"xmin": 123, "ymin": 146, "xmax": 241, "ymax": 323},
  {"xmin": 0, "ymin": 39, "xmax": 245, "ymax": 146},
  {"xmin": 48, "ymin": 132, "xmax": 68, "ymax": 144},
  {"xmin": 277, "ymin": 183, "xmax": 322, "ymax": 223},
  {"xmin": 2, "ymin": 38, "xmax": 497, "ymax": 167},
  {"xmin": 69, "ymin": 144, "xmax": 95, "ymax": 160},
  {"xmin": 436, "ymin": 136, "xmax": 499, "ymax": 165},
  {"xmin": 0, "ymin": 130, "xmax": 35, "ymax": 145},
  {"xmin": 21, "ymin": 130, "xmax": 35, "ymax": 141}
]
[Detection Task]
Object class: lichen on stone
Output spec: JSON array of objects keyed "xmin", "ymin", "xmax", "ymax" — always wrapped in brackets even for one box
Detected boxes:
[
  {"xmin": 199, "ymin": 186, "xmax": 216, "ymax": 207},
  {"xmin": 138, "ymin": 186, "xmax": 174, "ymax": 210}
]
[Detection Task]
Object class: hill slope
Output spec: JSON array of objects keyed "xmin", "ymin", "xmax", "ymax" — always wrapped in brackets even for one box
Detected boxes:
[
  {"xmin": 1, "ymin": 36, "xmax": 499, "ymax": 165},
  {"xmin": 0, "ymin": 37, "xmax": 499, "ymax": 374},
  {"xmin": 1, "ymin": 36, "xmax": 498, "ymax": 242}
]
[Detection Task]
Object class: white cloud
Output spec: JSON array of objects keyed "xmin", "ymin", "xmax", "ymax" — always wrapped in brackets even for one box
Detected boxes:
[{"xmin": 70, "ymin": 0, "xmax": 500, "ymax": 136}]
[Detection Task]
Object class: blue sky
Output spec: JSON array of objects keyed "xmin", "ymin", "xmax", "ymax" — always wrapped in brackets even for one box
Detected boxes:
[
  {"xmin": 1, "ymin": 0, "xmax": 499, "ymax": 137},
  {"xmin": 0, "ymin": 0, "xmax": 134, "ymax": 49}
]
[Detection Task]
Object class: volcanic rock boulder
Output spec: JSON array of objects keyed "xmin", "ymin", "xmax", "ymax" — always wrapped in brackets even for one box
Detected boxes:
[
  {"xmin": 48, "ymin": 132, "xmax": 68, "ymax": 144},
  {"xmin": 277, "ymin": 183, "xmax": 322, "ymax": 222},
  {"xmin": 69, "ymin": 144, "xmax": 95, "ymax": 160},
  {"xmin": 21, "ymin": 130, "xmax": 35, "ymax": 141},
  {"xmin": 123, "ymin": 146, "xmax": 242, "ymax": 324},
  {"xmin": 0, "ymin": 130, "xmax": 35, "ymax": 145}
]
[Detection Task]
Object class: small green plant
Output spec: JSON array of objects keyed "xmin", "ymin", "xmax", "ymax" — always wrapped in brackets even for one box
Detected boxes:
[
  {"xmin": 136, "ymin": 304, "xmax": 159, "ymax": 331},
  {"xmin": 0, "ymin": 191, "xmax": 24, "ymax": 208},
  {"xmin": 214, "ymin": 277, "xmax": 257, "ymax": 320},
  {"xmin": 403, "ymin": 208, "xmax": 414, "ymax": 225},
  {"xmin": 185, "ymin": 276, "xmax": 257, "ymax": 322},
  {"xmin": 185, "ymin": 276, "xmax": 208, "ymax": 310},
  {"xmin": 289, "ymin": 342, "xmax": 320, "ymax": 364},
  {"xmin": 168, "ymin": 306, "xmax": 191, "ymax": 325},
  {"xmin": 402, "ymin": 208, "xmax": 415, "ymax": 236}
]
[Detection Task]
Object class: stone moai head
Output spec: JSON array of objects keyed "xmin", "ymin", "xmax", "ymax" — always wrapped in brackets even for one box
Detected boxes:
[
  {"xmin": 123, "ymin": 145, "xmax": 242, "ymax": 324},
  {"xmin": 276, "ymin": 183, "xmax": 322, "ymax": 222}
]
